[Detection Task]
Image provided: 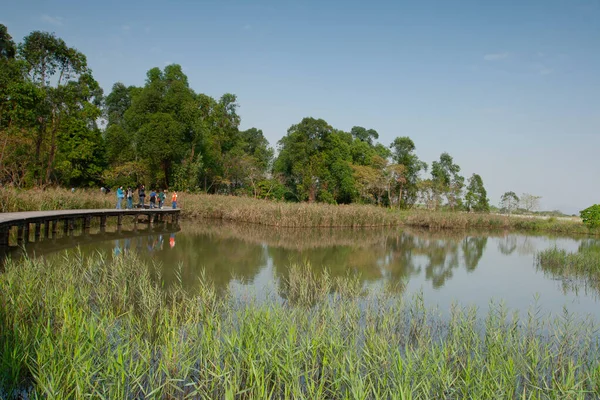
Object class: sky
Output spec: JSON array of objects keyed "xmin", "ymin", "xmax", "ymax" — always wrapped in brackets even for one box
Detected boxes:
[{"xmin": 3, "ymin": 0, "xmax": 599, "ymax": 214}]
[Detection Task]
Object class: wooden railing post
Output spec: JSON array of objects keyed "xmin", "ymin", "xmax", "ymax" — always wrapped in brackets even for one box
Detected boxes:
[{"xmin": 44, "ymin": 221, "xmax": 50, "ymax": 238}]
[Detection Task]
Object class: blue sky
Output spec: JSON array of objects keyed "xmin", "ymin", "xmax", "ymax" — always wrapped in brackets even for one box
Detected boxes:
[{"xmin": 4, "ymin": 0, "xmax": 599, "ymax": 213}]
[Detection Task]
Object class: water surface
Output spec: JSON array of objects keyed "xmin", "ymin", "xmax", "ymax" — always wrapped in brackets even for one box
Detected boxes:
[{"xmin": 5, "ymin": 221, "xmax": 599, "ymax": 318}]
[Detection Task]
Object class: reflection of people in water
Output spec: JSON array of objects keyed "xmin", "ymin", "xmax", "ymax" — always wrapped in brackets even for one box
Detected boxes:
[
  {"xmin": 169, "ymin": 233, "xmax": 175, "ymax": 248},
  {"xmin": 114, "ymin": 239, "xmax": 121, "ymax": 256}
]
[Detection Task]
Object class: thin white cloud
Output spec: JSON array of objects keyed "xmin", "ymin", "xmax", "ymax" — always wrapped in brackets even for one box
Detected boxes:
[
  {"xmin": 243, "ymin": 24, "xmax": 252, "ymax": 30},
  {"xmin": 121, "ymin": 24, "xmax": 131, "ymax": 31},
  {"xmin": 539, "ymin": 67, "xmax": 553, "ymax": 75},
  {"xmin": 484, "ymin": 52, "xmax": 509, "ymax": 61},
  {"xmin": 41, "ymin": 14, "xmax": 64, "ymax": 26}
]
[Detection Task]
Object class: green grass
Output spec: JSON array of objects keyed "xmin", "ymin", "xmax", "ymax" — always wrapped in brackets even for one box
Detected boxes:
[
  {"xmin": 536, "ymin": 242, "xmax": 600, "ymax": 295},
  {"xmin": 1, "ymin": 252, "xmax": 599, "ymax": 399}
]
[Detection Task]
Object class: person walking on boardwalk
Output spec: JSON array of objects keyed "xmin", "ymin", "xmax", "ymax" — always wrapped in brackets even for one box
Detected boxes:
[
  {"xmin": 149, "ymin": 189, "xmax": 157, "ymax": 209},
  {"xmin": 116, "ymin": 186, "xmax": 125, "ymax": 209},
  {"xmin": 126, "ymin": 187, "xmax": 133, "ymax": 209},
  {"xmin": 138, "ymin": 185, "xmax": 146, "ymax": 207},
  {"xmin": 158, "ymin": 189, "xmax": 166, "ymax": 209},
  {"xmin": 171, "ymin": 191, "xmax": 178, "ymax": 209}
]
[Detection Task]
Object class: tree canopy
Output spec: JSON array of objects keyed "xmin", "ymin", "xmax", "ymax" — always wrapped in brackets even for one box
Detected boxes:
[{"xmin": 0, "ymin": 24, "xmax": 493, "ymax": 211}]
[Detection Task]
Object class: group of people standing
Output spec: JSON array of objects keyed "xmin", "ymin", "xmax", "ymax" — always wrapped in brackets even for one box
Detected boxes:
[{"xmin": 115, "ymin": 185, "xmax": 178, "ymax": 210}]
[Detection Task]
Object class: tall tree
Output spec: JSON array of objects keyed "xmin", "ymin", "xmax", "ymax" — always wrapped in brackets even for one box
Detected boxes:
[
  {"xmin": 390, "ymin": 136, "xmax": 427, "ymax": 208},
  {"xmin": 464, "ymin": 174, "xmax": 490, "ymax": 212},
  {"xmin": 19, "ymin": 30, "xmax": 101, "ymax": 185},
  {"xmin": 500, "ymin": 191, "xmax": 519, "ymax": 214},
  {"xmin": 430, "ymin": 152, "xmax": 463, "ymax": 210}
]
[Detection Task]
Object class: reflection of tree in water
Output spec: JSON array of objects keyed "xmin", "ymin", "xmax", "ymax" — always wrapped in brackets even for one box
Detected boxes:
[
  {"xmin": 148, "ymin": 233, "xmax": 267, "ymax": 294},
  {"xmin": 498, "ymin": 235, "xmax": 517, "ymax": 255},
  {"xmin": 419, "ymin": 237, "xmax": 460, "ymax": 289},
  {"xmin": 497, "ymin": 234, "xmax": 537, "ymax": 256},
  {"xmin": 462, "ymin": 236, "xmax": 488, "ymax": 272}
]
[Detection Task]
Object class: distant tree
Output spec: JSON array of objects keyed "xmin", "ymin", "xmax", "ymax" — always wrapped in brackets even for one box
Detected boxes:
[
  {"xmin": 520, "ymin": 193, "xmax": 541, "ymax": 213},
  {"xmin": 431, "ymin": 152, "xmax": 463, "ymax": 210},
  {"xmin": 464, "ymin": 174, "xmax": 489, "ymax": 212},
  {"xmin": 500, "ymin": 191, "xmax": 519, "ymax": 214},
  {"xmin": 390, "ymin": 136, "xmax": 427, "ymax": 208}
]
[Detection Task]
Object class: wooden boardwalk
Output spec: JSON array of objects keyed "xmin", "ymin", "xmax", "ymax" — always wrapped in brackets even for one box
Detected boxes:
[{"xmin": 0, "ymin": 208, "xmax": 180, "ymax": 247}]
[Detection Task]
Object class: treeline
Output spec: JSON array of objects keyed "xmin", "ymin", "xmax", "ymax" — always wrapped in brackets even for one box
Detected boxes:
[{"xmin": 0, "ymin": 25, "xmax": 489, "ymax": 211}]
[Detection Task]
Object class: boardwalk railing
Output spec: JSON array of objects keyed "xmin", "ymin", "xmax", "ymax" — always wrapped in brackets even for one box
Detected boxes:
[{"xmin": 0, "ymin": 208, "xmax": 180, "ymax": 247}]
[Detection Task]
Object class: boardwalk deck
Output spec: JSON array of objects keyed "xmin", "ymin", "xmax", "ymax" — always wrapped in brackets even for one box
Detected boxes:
[{"xmin": 0, "ymin": 208, "xmax": 180, "ymax": 247}]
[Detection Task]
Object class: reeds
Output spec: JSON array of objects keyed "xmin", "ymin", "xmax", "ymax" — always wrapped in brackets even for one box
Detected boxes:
[
  {"xmin": 536, "ymin": 243, "xmax": 600, "ymax": 295},
  {"xmin": 1, "ymin": 252, "xmax": 599, "ymax": 398},
  {"xmin": 1, "ymin": 187, "xmax": 595, "ymax": 234}
]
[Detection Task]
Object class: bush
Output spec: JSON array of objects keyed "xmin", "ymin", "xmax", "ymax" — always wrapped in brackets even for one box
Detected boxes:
[{"xmin": 580, "ymin": 204, "xmax": 600, "ymax": 229}]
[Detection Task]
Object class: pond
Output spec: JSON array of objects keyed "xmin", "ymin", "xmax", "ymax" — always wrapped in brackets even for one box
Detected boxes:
[{"xmin": 3, "ymin": 220, "xmax": 599, "ymax": 318}]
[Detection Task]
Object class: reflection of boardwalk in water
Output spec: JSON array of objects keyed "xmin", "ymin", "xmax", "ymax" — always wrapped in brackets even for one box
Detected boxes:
[{"xmin": 0, "ymin": 223, "xmax": 181, "ymax": 268}]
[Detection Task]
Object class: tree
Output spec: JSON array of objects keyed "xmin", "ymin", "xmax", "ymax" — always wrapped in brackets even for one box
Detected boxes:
[
  {"xmin": 390, "ymin": 136, "xmax": 427, "ymax": 208},
  {"xmin": 500, "ymin": 191, "xmax": 519, "ymax": 214},
  {"xmin": 19, "ymin": 30, "xmax": 101, "ymax": 185},
  {"xmin": 580, "ymin": 205, "xmax": 600, "ymax": 229},
  {"xmin": 464, "ymin": 174, "xmax": 489, "ymax": 212},
  {"xmin": 520, "ymin": 193, "xmax": 541, "ymax": 213},
  {"xmin": 430, "ymin": 152, "xmax": 463, "ymax": 210},
  {"xmin": 350, "ymin": 126, "xmax": 379, "ymax": 145},
  {"xmin": 274, "ymin": 118, "xmax": 354, "ymax": 203}
]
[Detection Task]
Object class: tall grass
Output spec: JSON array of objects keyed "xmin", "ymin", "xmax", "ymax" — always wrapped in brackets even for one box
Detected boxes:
[
  {"xmin": 536, "ymin": 243, "xmax": 600, "ymax": 295},
  {"xmin": 0, "ymin": 187, "xmax": 112, "ymax": 212},
  {"xmin": 2, "ymin": 187, "xmax": 596, "ymax": 234},
  {"xmin": 1, "ymin": 252, "xmax": 599, "ymax": 398}
]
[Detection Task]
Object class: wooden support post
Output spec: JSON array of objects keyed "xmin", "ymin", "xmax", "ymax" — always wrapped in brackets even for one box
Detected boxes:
[
  {"xmin": 63, "ymin": 219, "xmax": 69, "ymax": 233},
  {"xmin": 23, "ymin": 224, "xmax": 30, "ymax": 243},
  {"xmin": 84, "ymin": 216, "xmax": 91, "ymax": 231},
  {"xmin": 0, "ymin": 227, "xmax": 9, "ymax": 247},
  {"xmin": 34, "ymin": 223, "xmax": 41, "ymax": 240},
  {"xmin": 44, "ymin": 221, "xmax": 50, "ymax": 238},
  {"xmin": 117, "ymin": 215, "xmax": 123, "ymax": 226},
  {"xmin": 17, "ymin": 225, "xmax": 24, "ymax": 244},
  {"xmin": 52, "ymin": 220, "xmax": 58, "ymax": 235},
  {"xmin": 68, "ymin": 219, "xmax": 75, "ymax": 234},
  {"xmin": 149, "ymin": 214, "xmax": 155, "ymax": 224},
  {"xmin": 100, "ymin": 215, "xmax": 107, "ymax": 228}
]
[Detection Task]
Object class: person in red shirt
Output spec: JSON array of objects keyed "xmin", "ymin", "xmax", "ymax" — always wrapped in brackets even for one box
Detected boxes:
[{"xmin": 171, "ymin": 191, "xmax": 178, "ymax": 209}]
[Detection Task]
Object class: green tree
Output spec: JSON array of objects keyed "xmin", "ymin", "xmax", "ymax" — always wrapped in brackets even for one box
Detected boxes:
[
  {"xmin": 390, "ymin": 136, "xmax": 427, "ymax": 208},
  {"xmin": 431, "ymin": 152, "xmax": 463, "ymax": 210},
  {"xmin": 464, "ymin": 173, "xmax": 490, "ymax": 212},
  {"xmin": 275, "ymin": 118, "xmax": 354, "ymax": 203},
  {"xmin": 19, "ymin": 30, "xmax": 101, "ymax": 185}
]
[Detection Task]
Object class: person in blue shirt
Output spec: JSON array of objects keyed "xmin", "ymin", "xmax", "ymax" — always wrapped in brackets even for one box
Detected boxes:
[
  {"xmin": 116, "ymin": 186, "xmax": 125, "ymax": 209},
  {"xmin": 149, "ymin": 189, "xmax": 157, "ymax": 209}
]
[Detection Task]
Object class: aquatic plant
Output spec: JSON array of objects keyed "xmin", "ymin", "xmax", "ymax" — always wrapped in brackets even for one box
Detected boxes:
[{"xmin": 1, "ymin": 252, "xmax": 599, "ymax": 398}]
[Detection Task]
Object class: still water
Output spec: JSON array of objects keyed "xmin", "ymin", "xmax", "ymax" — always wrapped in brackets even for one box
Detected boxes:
[{"xmin": 4, "ymin": 221, "xmax": 599, "ymax": 317}]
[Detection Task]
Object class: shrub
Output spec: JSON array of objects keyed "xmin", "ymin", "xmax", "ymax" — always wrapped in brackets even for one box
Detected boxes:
[{"xmin": 580, "ymin": 204, "xmax": 600, "ymax": 229}]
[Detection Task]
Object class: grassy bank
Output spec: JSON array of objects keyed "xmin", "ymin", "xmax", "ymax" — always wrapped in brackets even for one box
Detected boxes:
[
  {"xmin": 1, "ymin": 252, "xmax": 599, "ymax": 398},
  {"xmin": 1, "ymin": 187, "xmax": 595, "ymax": 234}
]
